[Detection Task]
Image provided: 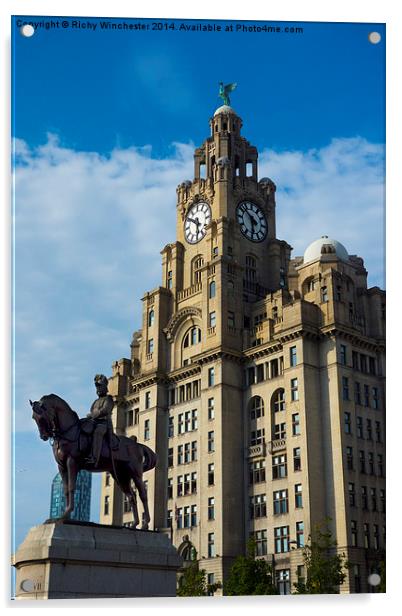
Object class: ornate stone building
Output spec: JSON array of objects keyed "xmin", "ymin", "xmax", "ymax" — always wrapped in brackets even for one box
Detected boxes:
[{"xmin": 100, "ymin": 104, "xmax": 385, "ymax": 594}]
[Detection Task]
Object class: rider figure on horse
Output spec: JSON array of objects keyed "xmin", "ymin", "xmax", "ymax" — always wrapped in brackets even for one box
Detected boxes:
[{"xmin": 85, "ymin": 374, "xmax": 114, "ymax": 467}]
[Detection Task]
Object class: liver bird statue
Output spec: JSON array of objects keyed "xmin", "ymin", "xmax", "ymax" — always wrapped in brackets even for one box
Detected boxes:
[{"xmin": 219, "ymin": 82, "xmax": 237, "ymax": 106}]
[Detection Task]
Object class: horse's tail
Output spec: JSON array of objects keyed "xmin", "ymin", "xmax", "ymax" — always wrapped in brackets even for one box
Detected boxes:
[{"xmin": 142, "ymin": 443, "xmax": 158, "ymax": 472}]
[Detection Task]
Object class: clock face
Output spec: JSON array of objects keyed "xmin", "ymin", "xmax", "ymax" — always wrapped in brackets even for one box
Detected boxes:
[
  {"xmin": 236, "ymin": 201, "xmax": 268, "ymax": 242},
  {"xmin": 184, "ymin": 202, "xmax": 212, "ymax": 244}
]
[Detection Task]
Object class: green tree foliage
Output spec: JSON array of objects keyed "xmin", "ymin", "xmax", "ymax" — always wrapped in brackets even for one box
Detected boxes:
[
  {"xmin": 293, "ymin": 520, "xmax": 349, "ymax": 594},
  {"xmin": 224, "ymin": 539, "xmax": 278, "ymax": 596},
  {"xmin": 177, "ymin": 558, "xmax": 221, "ymax": 597}
]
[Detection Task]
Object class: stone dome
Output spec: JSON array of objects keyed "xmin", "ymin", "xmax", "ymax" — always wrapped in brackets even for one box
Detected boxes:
[
  {"xmin": 303, "ymin": 236, "xmax": 349, "ymax": 264},
  {"xmin": 214, "ymin": 105, "xmax": 237, "ymax": 116}
]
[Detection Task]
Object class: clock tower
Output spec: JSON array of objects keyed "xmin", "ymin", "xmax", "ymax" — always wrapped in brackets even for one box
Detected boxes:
[{"xmin": 100, "ymin": 99, "xmax": 386, "ymax": 595}]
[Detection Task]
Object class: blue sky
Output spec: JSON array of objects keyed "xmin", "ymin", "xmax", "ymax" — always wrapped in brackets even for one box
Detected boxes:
[{"xmin": 12, "ymin": 15, "xmax": 385, "ymax": 552}]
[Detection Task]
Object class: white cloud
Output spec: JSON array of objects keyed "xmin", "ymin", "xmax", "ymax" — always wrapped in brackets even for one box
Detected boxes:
[{"xmin": 258, "ymin": 137, "xmax": 385, "ymax": 285}]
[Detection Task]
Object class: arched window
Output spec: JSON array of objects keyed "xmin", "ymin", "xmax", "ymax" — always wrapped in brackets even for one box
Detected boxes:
[
  {"xmin": 249, "ymin": 396, "xmax": 264, "ymax": 420},
  {"xmin": 209, "ymin": 280, "xmax": 216, "ymax": 298},
  {"xmin": 192, "ymin": 256, "xmax": 204, "ymax": 285},
  {"xmin": 148, "ymin": 309, "xmax": 155, "ymax": 327},
  {"xmin": 271, "ymin": 388, "xmax": 285, "ymax": 413},
  {"xmin": 183, "ymin": 327, "xmax": 201, "ymax": 349}
]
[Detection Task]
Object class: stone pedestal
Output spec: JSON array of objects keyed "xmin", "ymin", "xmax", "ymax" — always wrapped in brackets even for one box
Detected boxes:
[{"xmin": 12, "ymin": 520, "xmax": 182, "ymax": 599}]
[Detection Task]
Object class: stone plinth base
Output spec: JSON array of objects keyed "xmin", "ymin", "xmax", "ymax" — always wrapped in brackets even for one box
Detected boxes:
[{"xmin": 12, "ymin": 520, "xmax": 182, "ymax": 599}]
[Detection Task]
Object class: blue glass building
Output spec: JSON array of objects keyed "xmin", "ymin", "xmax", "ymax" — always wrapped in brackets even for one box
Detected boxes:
[{"xmin": 49, "ymin": 470, "xmax": 92, "ymax": 521}]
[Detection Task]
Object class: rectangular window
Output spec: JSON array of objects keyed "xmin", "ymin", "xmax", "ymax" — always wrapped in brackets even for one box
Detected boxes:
[
  {"xmin": 367, "ymin": 419, "xmax": 372, "ymax": 441},
  {"xmin": 348, "ymin": 482, "xmax": 356, "ymax": 506},
  {"xmin": 148, "ymin": 338, "xmax": 154, "ymax": 354},
  {"xmin": 274, "ymin": 423, "xmax": 286, "ymax": 440},
  {"xmin": 176, "ymin": 507, "xmax": 183, "ymax": 529},
  {"xmin": 352, "ymin": 351, "xmax": 359, "ymax": 370},
  {"xmin": 208, "ymin": 431, "xmax": 215, "ymax": 453},
  {"xmin": 360, "ymin": 354, "xmax": 367, "ymax": 373},
  {"xmin": 191, "ymin": 440, "xmax": 197, "ymax": 461},
  {"xmin": 208, "ymin": 533, "xmax": 215, "ymax": 557},
  {"xmin": 340, "ymin": 344, "xmax": 347, "ymax": 365},
  {"xmin": 254, "ymin": 529, "xmax": 267, "ymax": 556},
  {"xmin": 167, "ymin": 509, "xmax": 173, "ymax": 528},
  {"xmin": 351, "ymin": 520, "xmax": 358, "ymax": 547},
  {"xmin": 274, "ymin": 526, "xmax": 290, "ymax": 553},
  {"xmin": 207, "ymin": 573, "xmax": 215, "ymax": 596},
  {"xmin": 183, "ymin": 473, "xmax": 190, "ymax": 495},
  {"xmin": 249, "ymin": 459, "xmax": 266, "ymax": 484},
  {"xmin": 292, "ymin": 413, "xmax": 301, "ymax": 436},
  {"xmin": 208, "ymin": 397, "xmax": 215, "ymax": 420},
  {"xmin": 184, "ymin": 442, "xmax": 190, "ymax": 464},
  {"xmin": 177, "ymin": 444, "xmax": 183, "ymax": 465},
  {"xmin": 144, "ymin": 419, "xmax": 150, "ymax": 440},
  {"xmin": 228, "ymin": 311, "xmax": 235, "ymax": 328},
  {"xmin": 167, "ymin": 270, "xmax": 173, "ymax": 289},
  {"xmin": 191, "ymin": 504, "xmax": 197, "ymax": 527},
  {"xmin": 356, "ymin": 416, "xmax": 363, "ymax": 439},
  {"xmin": 342, "ymin": 377, "xmax": 350, "ymax": 400},
  {"xmin": 368, "ymin": 452, "xmax": 374, "ymax": 475},
  {"xmin": 208, "ymin": 496, "xmax": 215, "ymax": 520},
  {"xmin": 191, "ymin": 408, "xmax": 198, "ymax": 431},
  {"xmin": 145, "ymin": 391, "xmax": 151, "ymax": 409},
  {"xmin": 377, "ymin": 454, "xmax": 384, "ymax": 477},
  {"xmin": 184, "ymin": 410, "xmax": 191, "ymax": 433},
  {"xmin": 168, "ymin": 414, "xmax": 174, "ymax": 438},
  {"xmin": 168, "ymin": 447, "xmax": 173, "ymax": 467},
  {"xmin": 375, "ymin": 421, "xmax": 381, "ymax": 442},
  {"xmin": 276, "ymin": 569, "xmax": 290, "ymax": 595},
  {"xmin": 256, "ymin": 363, "xmax": 265, "ymax": 383},
  {"xmin": 373, "ymin": 525, "xmax": 379, "ymax": 550},
  {"xmin": 125, "ymin": 409, "xmax": 134, "ymax": 427},
  {"xmin": 290, "ymin": 346, "xmax": 297, "ymax": 367},
  {"xmin": 191, "ymin": 471, "xmax": 197, "ymax": 493},
  {"xmin": 272, "ymin": 454, "xmax": 287, "ymax": 479},
  {"xmin": 273, "ymin": 489, "xmax": 288, "ymax": 515},
  {"xmin": 369, "ymin": 357, "xmax": 376, "ymax": 375},
  {"xmin": 371, "ymin": 487, "xmax": 377, "ymax": 511},
  {"xmin": 364, "ymin": 523, "xmax": 370, "ymax": 549},
  {"xmin": 346, "ymin": 446, "xmax": 354, "ymax": 470},
  {"xmin": 209, "ymin": 311, "xmax": 216, "ymax": 328},
  {"xmin": 290, "ymin": 378, "xmax": 299, "ymax": 401},
  {"xmin": 177, "ymin": 475, "xmax": 183, "ymax": 497},
  {"xmin": 250, "ymin": 428, "xmax": 265, "ymax": 446},
  {"xmin": 183, "ymin": 506, "xmax": 190, "ymax": 528},
  {"xmin": 361, "ymin": 486, "xmax": 368, "ymax": 510},
  {"xmin": 344, "ymin": 412, "xmax": 352, "ymax": 434},
  {"xmin": 250, "ymin": 494, "xmax": 267, "ymax": 519},
  {"xmin": 296, "ymin": 521, "xmax": 305, "ymax": 547},
  {"xmin": 354, "ymin": 382, "xmax": 361, "ymax": 405},
  {"xmin": 359, "ymin": 450, "xmax": 366, "ymax": 473},
  {"xmin": 208, "ymin": 367, "xmax": 215, "ymax": 387},
  {"xmin": 372, "ymin": 387, "xmax": 379, "ymax": 409},
  {"xmin": 208, "ymin": 462, "xmax": 214, "ymax": 485},
  {"xmin": 380, "ymin": 490, "xmax": 385, "ymax": 513},
  {"xmin": 293, "ymin": 447, "xmax": 301, "ymax": 471},
  {"xmin": 295, "ymin": 484, "xmax": 303, "ymax": 508},
  {"xmin": 321, "ymin": 286, "xmax": 328, "ymax": 302},
  {"xmin": 178, "ymin": 413, "xmax": 184, "ymax": 434},
  {"xmin": 364, "ymin": 384, "xmax": 370, "ymax": 407},
  {"xmin": 167, "ymin": 477, "xmax": 173, "ymax": 500}
]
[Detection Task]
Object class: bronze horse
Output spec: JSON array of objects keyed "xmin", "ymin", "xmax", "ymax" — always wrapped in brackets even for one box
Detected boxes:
[{"xmin": 31, "ymin": 394, "xmax": 157, "ymax": 529}]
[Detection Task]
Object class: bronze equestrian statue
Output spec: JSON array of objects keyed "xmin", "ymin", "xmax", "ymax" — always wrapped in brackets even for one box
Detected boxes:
[{"xmin": 30, "ymin": 375, "xmax": 157, "ymax": 530}]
